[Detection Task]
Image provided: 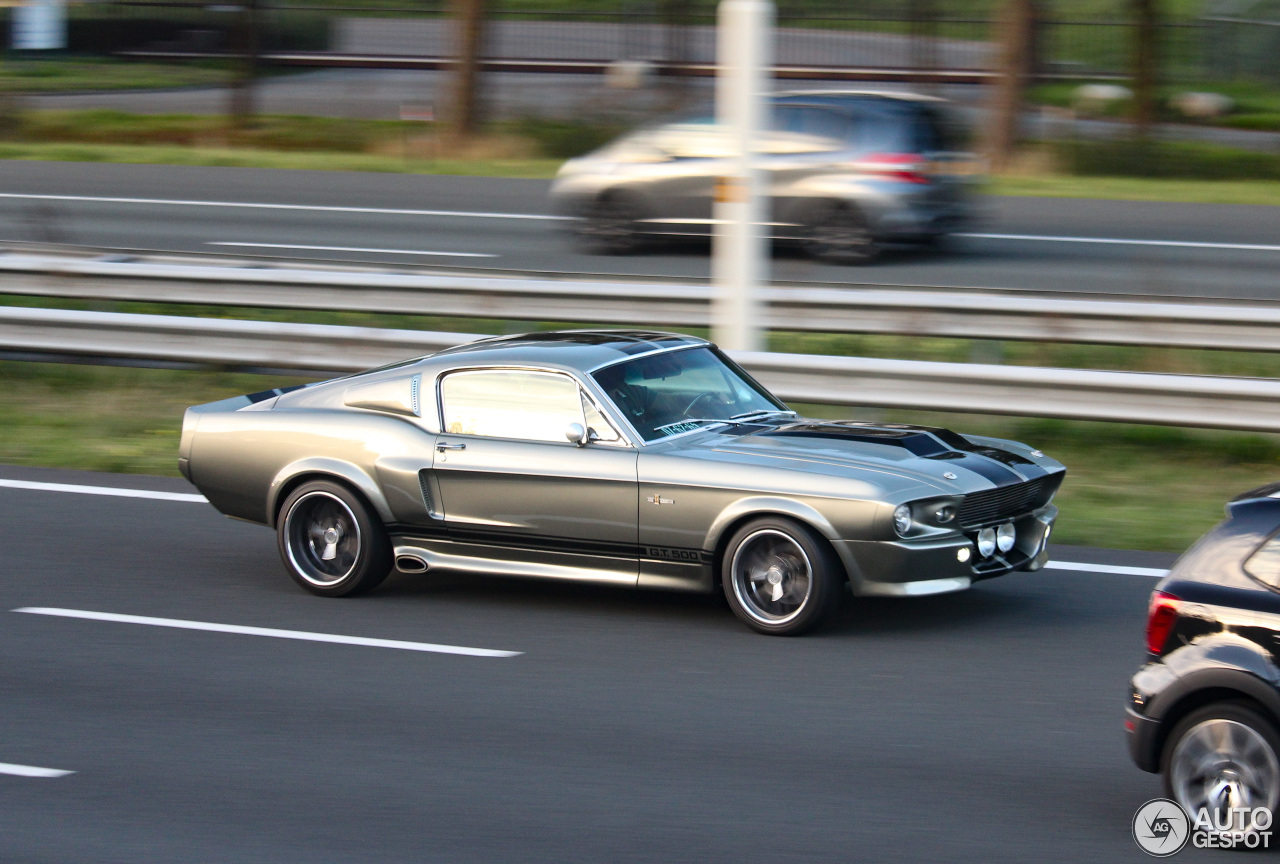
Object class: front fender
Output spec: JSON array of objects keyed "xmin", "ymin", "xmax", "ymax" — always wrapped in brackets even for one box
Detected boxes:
[
  {"xmin": 267, "ymin": 457, "xmax": 393, "ymax": 529},
  {"xmin": 704, "ymin": 496, "xmax": 864, "ymax": 589}
]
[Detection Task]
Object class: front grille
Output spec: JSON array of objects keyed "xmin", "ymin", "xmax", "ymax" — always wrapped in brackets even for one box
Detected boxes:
[{"xmin": 958, "ymin": 476, "xmax": 1058, "ymax": 528}]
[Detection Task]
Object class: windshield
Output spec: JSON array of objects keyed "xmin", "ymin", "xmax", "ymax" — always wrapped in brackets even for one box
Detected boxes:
[{"xmin": 592, "ymin": 346, "xmax": 787, "ymax": 441}]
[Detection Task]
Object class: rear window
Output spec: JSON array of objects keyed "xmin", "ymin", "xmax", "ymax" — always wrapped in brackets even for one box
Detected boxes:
[{"xmin": 1244, "ymin": 532, "xmax": 1280, "ymax": 592}]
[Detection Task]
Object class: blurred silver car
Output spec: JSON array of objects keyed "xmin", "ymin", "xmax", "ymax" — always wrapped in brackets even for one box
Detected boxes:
[{"xmin": 549, "ymin": 90, "xmax": 979, "ymax": 264}]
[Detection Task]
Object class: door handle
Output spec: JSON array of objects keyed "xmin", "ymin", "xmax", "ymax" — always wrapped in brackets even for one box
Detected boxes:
[{"xmin": 436, "ymin": 442, "xmax": 466, "ymax": 452}]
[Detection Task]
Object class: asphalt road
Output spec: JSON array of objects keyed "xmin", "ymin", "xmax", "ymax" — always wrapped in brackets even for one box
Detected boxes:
[
  {"xmin": 1, "ymin": 161, "xmax": 1278, "ymax": 300},
  {"xmin": 1, "ymin": 463, "xmax": 1229, "ymax": 863}
]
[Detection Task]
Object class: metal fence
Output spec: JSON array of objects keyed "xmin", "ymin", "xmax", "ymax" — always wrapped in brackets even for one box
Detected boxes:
[{"xmin": 53, "ymin": 1, "xmax": 1276, "ymax": 84}]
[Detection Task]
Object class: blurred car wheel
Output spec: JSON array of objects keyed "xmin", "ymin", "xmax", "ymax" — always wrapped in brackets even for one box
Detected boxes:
[
  {"xmin": 277, "ymin": 479, "xmax": 392, "ymax": 597},
  {"xmin": 722, "ymin": 516, "xmax": 844, "ymax": 636},
  {"xmin": 1162, "ymin": 701, "xmax": 1280, "ymax": 828},
  {"xmin": 801, "ymin": 201, "xmax": 878, "ymax": 265},
  {"xmin": 576, "ymin": 192, "xmax": 648, "ymax": 255}
]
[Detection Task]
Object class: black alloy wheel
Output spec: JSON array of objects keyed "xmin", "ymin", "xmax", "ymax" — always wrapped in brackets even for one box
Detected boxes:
[
  {"xmin": 721, "ymin": 516, "xmax": 844, "ymax": 636},
  {"xmin": 277, "ymin": 479, "xmax": 393, "ymax": 597},
  {"xmin": 576, "ymin": 192, "xmax": 648, "ymax": 255},
  {"xmin": 801, "ymin": 201, "xmax": 879, "ymax": 265}
]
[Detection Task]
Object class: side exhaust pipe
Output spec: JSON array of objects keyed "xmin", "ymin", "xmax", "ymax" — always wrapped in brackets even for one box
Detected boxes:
[{"xmin": 396, "ymin": 554, "xmax": 428, "ymax": 573}]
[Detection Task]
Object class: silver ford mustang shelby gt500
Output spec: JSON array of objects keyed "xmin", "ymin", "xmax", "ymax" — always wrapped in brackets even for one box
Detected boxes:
[{"xmin": 179, "ymin": 331, "xmax": 1064, "ymax": 635}]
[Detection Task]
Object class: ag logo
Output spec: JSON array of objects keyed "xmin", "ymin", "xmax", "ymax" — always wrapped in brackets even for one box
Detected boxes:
[{"xmin": 1133, "ymin": 798, "xmax": 1191, "ymax": 857}]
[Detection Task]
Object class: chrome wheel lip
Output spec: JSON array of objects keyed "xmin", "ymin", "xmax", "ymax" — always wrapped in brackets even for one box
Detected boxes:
[
  {"xmin": 284, "ymin": 491, "xmax": 362, "ymax": 587},
  {"xmin": 1170, "ymin": 718, "xmax": 1280, "ymax": 829},
  {"xmin": 729, "ymin": 528, "xmax": 813, "ymax": 626}
]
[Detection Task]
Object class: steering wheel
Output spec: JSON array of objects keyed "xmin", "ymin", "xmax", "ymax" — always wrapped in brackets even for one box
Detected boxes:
[{"xmin": 681, "ymin": 392, "xmax": 730, "ymax": 418}]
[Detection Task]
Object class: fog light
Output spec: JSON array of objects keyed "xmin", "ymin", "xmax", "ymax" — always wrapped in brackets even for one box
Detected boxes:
[
  {"xmin": 893, "ymin": 504, "xmax": 912, "ymax": 537},
  {"xmin": 977, "ymin": 528, "xmax": 996, "ymax": 558},
  {"xmin": 997, "ymin": 523, "xmax": 1016, "ymax": 553},
  {"xmin": 934, "ymin": 505, "xmax": 955, "ymax": 524},
  {"xmin": 957, "ymin": 547, "xmax": 971, "ymax": 563}
]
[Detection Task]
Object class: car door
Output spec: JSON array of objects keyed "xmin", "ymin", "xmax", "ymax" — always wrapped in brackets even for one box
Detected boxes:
[
  {"xmin": 432, "ymin": 368, "xmax": 639, "ymax": 584},
  {"xmin": 638, "ymin": 120, "xmax": 734, "ymax": 234}
]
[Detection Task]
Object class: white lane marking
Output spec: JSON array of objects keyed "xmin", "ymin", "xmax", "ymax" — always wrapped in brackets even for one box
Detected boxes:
[
  {"xmin": 0, "ymin": 192, "xmax": 569, "ymax": 221},
  {"xmin": 1045, "ymin": 560, "xmax": 1168, "ymax": 577},
  {"xmin": 14, "ymin": 608, "xmax": 522, "ymax": 658},
  {"xmin": 208, "ymin": 241, "xmax": 498, "ymax": 258},
  {"xmin": 959, "ymin": 232, "xmax": 1280, "ymax": 253},
  {"xmin": 0, "ymin": 479, "xmax": 207, "ymax": 503},
  {"xmin": 0, "ymin": 761, "xmax": 74, "ymax": 778}
]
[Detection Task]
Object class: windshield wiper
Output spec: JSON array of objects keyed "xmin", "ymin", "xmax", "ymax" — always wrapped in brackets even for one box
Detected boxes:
[{"xmin": 730, "ymin": 409, "xmax": 797, "ymax": 421}]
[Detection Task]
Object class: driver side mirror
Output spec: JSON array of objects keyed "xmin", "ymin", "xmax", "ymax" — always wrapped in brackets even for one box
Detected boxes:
[{"xmin": 566, "ymin": 422, "xmax": 589, "ymax": 447}]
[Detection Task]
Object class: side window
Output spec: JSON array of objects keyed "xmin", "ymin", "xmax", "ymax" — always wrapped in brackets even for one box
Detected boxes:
[
  {"xmin": 1245, "ymin": 533, "xmax": 1280, "ymax": 592},
  {"xmin": 440, "ymin": 370, "xmax": 584, "ymax": 443}
]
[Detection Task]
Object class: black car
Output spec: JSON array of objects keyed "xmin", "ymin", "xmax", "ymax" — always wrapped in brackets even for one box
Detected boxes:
[{"xmin": 1127, "ymin": 483, "xmax": 1280, "ymax": 826}]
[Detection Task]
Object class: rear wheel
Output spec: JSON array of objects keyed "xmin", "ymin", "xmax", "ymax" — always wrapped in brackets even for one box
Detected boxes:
[
  {"xmin": 721, "ymin": 517, "xmax": 844, "ymax": 636},
  {"xmin": 1163, "ymin": 701, "xmax": 1280, "ymax": 835},
  {"xmin": 576, "ymin": 193, "xmax": 648, "ymax": 255},
  {"xmin": 801, "ymin": 201, "xmax": 878, "ymax": 265},
  {"xmin": 277, "ymin": 480, "xmax": 392, "ymax": 597}
]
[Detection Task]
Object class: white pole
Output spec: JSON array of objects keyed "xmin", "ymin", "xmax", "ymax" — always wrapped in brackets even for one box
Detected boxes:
[{"xmin": 712, "ymin": 0, "xmax": 773, "ymax": 353}]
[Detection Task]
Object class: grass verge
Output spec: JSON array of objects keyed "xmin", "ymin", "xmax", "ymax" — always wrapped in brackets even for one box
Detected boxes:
[
  {"xmin": 1, "ymin": 359, "xmax": 1275, "ymax": 553},
  {"xmin": 0, "ymin": 140, "xmax": 563, "ymax": 177},
  {"xmin": 987, "ymin": 174, "xmax": 1280, "ymax": 206},
  {"xmin": 0, "ymin": 57, "xmax": 229, "ymax": 93}
]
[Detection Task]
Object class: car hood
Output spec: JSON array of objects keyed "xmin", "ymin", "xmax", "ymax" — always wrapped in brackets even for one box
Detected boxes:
[{"xmin": 689, "ymin": 420, "xmax": 1059, "ymax": 496}]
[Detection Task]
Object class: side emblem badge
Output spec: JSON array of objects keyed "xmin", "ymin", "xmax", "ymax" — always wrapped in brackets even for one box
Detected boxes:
[{"xmin": 646, "ymin": 494, "xmax": 675, "ymax": 506}]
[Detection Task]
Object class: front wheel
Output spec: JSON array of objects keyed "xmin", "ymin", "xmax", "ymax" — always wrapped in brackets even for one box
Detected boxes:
[
  {"xmin": 575, "ymin": 193, "xmax": 648, "ymax": 255},
  {"xmin": 277, "ymin": 480, "xmax": 392, "ymax": 597},
  {"xmin": 721, "ymin": 517, "xmax": 844, "ymax": 636},
  {"xmin": 1163, "ymin": 701, "xmax": 1280, "ymax": 834},
  {"xmin": 801, "ymin": 202, "xmax": 878, "ymax": 265}
]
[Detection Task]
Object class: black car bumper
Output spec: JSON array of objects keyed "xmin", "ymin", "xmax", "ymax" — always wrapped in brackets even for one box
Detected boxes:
[{"xmin": 1127, "ymin": 706, "xmax": 1163, "ymax": 774}]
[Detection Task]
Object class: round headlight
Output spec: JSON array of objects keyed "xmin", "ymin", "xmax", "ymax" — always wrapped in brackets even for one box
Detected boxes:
[
  {"xmin": 977, "ymin": 527, "xmax": 996, "ymax": 558},
  {"xmin": 893, "ymin": 504, "xmax": 912, "ymax": 537},
  {"xmin": 997, "ymin": 523, "xmax": 1016, "ymax": 553},
  {"xmin": 934, "ymin": 505, "xmax": 955, "ymax": 524}
]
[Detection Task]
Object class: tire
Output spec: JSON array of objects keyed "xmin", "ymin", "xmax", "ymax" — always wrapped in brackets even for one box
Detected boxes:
[
  {"xmin": 721, "ymin": 516, "xmax": 844, "ymax": 636},
  {"xmin": 801, "ymin": 201, "xmax": 879, "ymax": 265},
  {"xmin": 277, "ymin": 480, "xmax": 393, "ymax": 597},
  {"xmin": 1162, "ymin": 700, "xmax": 1280, "ymax": 833},
  {"xmin": 575, "ymin": 192, "xmax": 648, "ymax": 255}
]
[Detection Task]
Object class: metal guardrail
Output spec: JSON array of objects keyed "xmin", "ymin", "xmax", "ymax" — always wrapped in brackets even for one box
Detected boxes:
[
  {"xmin": 7, "ymin": 305, "xmax": 1280, "ymax": 432},
  {"xmin": 118, "ymin": 50, "xmax": 998, "ymax": 83},
  {"xmin": 5, "ymin": 254, "xmax": 1280, "ymax": 353}
]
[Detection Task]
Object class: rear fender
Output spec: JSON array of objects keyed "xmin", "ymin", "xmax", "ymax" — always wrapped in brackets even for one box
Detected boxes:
[{"xmin": 268, "ymin": 458, "xmax": 392, "ymax": 529}]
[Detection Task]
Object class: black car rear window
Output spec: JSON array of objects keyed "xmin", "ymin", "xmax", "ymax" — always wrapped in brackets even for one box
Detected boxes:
[{"xmin": 1245, "ymin": 532, "xmax": 1280, "ymax": 592}]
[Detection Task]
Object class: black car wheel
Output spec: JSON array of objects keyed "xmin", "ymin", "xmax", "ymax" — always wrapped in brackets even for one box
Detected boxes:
[
  {"xmin": 721, "ymin": 517, "xmax": 844, "ymax": 636},
  {"xmin": 576, "ymin": 192, "xmax": 648, "ymax": 255},
  {"xmin": 1163, "ymin": 701, "xmax": 1280, "ymax": 832},
  {"xmin": 277, "ymin": 480, "xmax": 392, "ymax": 597},
  {"xmin": 801, "ymin": 201, "xmax": 878, "ymax": 265}
]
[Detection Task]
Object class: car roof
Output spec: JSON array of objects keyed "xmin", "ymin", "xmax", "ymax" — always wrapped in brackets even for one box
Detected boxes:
[
  {"xmin": 774, "ymin": 89, "xmax": 946, "ymax": 105},
  {"xmin": 427, "ymin": 329, "xmax": 709, "ymax": 374}
]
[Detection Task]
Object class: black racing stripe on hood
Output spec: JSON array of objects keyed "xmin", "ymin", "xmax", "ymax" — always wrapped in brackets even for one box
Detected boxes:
[{"xmin": 763, "ymin": 421, "xmax": 1047, "ymax": 486}]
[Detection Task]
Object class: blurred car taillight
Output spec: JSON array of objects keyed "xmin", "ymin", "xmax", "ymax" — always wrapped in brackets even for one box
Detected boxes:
[
  {"xmin": 858, "ymin": 152, "xmax": 930, "ymax": 184},
  {"xmin": 1146, "ymin": 591, "xmax": 1181, "ymax": 655}
]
